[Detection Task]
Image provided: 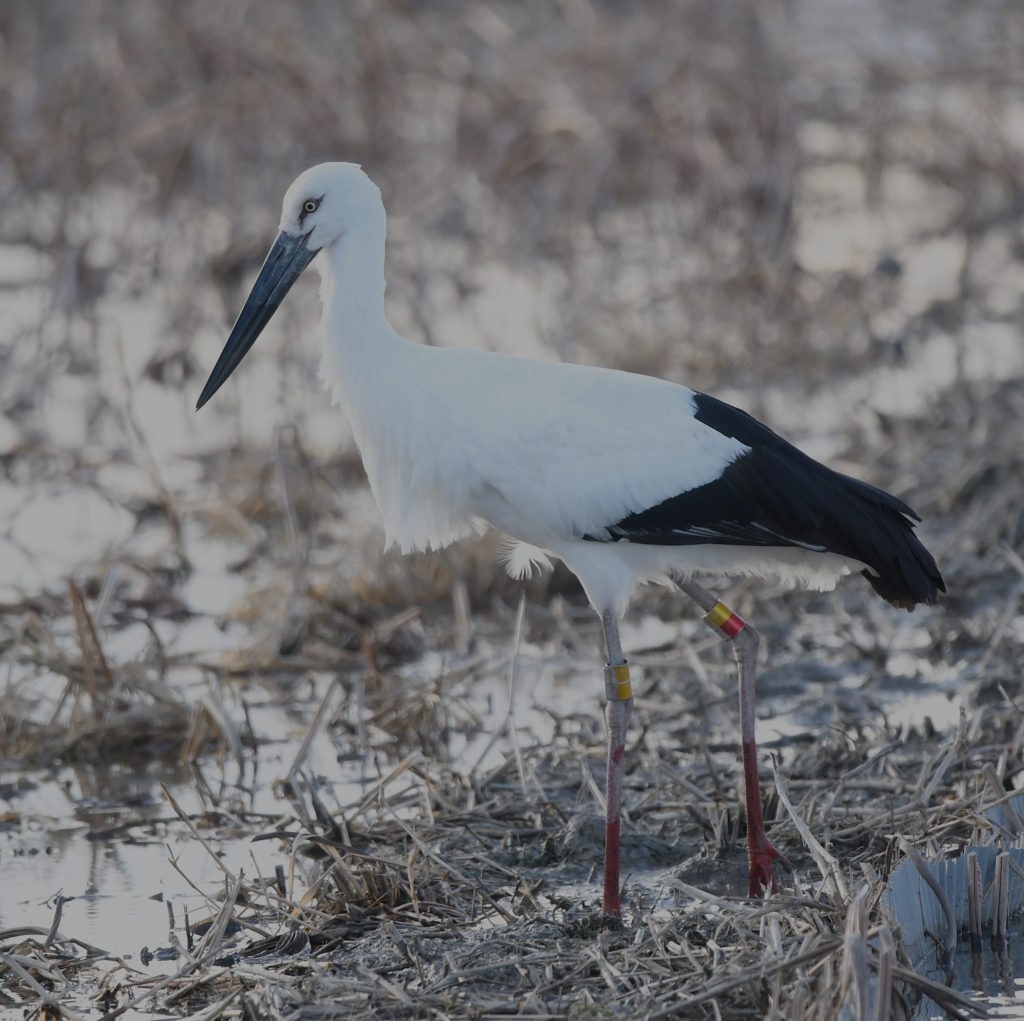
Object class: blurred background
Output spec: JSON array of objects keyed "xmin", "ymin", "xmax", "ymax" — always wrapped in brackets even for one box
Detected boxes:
[
  {"xmin": 3, "ymin": 0, "xmax": 1024, "ymax": 802},
  {"xmin": 1, "ymin": 0, "xmax": 1024, "ymax": 1010},
  {"xmin": 3, "ymin": 0, "xmax": 1022, "ymax": 608}
]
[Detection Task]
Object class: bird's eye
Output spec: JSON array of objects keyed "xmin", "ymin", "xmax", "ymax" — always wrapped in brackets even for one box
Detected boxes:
[{"xmin": 302, "ymin": 199, "xmax": 320, "ymax": 215}]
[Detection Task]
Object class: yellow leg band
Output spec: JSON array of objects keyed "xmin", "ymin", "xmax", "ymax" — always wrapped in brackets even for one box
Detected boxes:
[
  {"xmin": 613, "ymin": 662, "xmax": 632, "ymax": 700},
  {"xmin": 706, "ymin": 601, "xmax": 732, "ymax": 629}
]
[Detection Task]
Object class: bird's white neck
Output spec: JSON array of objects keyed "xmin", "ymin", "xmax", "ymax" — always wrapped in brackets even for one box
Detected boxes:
[
  {"xmin": 319, "ymin": 214, "xmax": 388, "ymax": 331},
  {"xmin": 316, "ymin": 213, "xmax": 405, "ymax": 396},
  {"xmin": 315, "ymin": 215, "xmax": 463, "ymax": 551}
]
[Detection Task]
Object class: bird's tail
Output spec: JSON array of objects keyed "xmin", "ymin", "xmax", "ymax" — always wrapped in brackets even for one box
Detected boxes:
[
  {"xmin": 859, "ymin": 534, "xmax": 944, "ymax": 611},
  {"xmin": 837, "ymin": 477, "xmax": 945, "ymax": 611}
]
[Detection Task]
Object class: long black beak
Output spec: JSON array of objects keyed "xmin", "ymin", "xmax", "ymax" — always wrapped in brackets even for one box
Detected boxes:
[{"xmin": 196, "ymin": 230, "xmax": 317, "ymax": 409}]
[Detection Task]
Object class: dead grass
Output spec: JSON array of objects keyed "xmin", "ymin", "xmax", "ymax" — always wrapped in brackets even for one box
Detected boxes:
[{"xmin": 4, "ymin": 668, "xmax": 1016, "ymax": 1019}]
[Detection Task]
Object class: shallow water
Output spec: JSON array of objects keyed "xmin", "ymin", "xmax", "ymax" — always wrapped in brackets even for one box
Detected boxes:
[
  {"xmin": 0, "ymin": 602, "xmax": 969, "ymax": 964},
  {"xmin": 923, "ymin": 938, "xmax": 1024, "ymax": 1020}
]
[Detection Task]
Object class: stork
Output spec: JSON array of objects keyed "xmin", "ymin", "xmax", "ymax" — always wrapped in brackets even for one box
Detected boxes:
[{"xmin": 197, "ymin": 163, "xmax": 943, "ymax": 917}]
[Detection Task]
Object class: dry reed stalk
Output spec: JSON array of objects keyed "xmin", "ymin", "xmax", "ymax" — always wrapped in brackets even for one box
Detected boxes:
[
  {"xmin": 67, "ymin": 579, "xmax": 113, "ymax": 721},
  {"xmin": 896, "ymin": 837, "xmax": 956, "ymax": 968}
]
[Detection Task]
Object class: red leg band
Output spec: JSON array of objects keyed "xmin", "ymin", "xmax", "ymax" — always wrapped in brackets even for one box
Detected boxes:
[{"xmin": 706, "ymin": 600, "xmax": 745, "ymax": 638}]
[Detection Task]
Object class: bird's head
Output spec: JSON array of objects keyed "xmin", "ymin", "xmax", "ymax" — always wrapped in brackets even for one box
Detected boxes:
[
  {"xmin": 196, "ymin": 162, "xmax": 383, "ymax": 410},
  {"xmin": 278, "ymin": 162, "xmax": 384, "ymax": 251}
]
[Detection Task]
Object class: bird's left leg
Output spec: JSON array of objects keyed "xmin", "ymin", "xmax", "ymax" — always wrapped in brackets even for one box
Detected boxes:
[
  {"xmin": 600, "ymin": 608, "xmax": 633, "ymax": 918},
  {"xmin": 677, "ymin": 578, "xmax": 790, "ymax": 897}
]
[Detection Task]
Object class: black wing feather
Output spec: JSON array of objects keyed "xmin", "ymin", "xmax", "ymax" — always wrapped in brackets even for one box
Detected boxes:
[{"xmin": 584, "ymin": 393, "xmax": 944, "ymax": 609}]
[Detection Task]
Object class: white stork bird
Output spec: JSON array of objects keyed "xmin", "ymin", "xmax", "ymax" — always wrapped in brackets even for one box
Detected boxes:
[{"xmin": 197, "ymin": 163, "xmax": 943, "ymax": 918}]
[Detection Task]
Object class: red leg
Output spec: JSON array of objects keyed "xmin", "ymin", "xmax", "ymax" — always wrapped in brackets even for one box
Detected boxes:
[
  {"xmin": 600, "ymin": 611, "xmax": 633, "ymax": 918},
  {"xmin": 678, "ymin": 580, "xmax": 790, "ymax": 896},
  {"xmin": 729, "ymin": 617, "xmax": 791, "ymax": 895}
]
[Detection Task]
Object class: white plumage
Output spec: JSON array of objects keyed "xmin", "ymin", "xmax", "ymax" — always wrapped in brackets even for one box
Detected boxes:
[
  {"xmin": 298, "ymin": 166, "xmax": 860, "ymax": 611},
  {"xmin": 198, "ymin": 162, "xmax": 943, "ymax": 917}
]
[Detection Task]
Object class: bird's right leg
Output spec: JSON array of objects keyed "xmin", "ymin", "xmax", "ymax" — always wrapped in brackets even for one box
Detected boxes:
[
  {"xmin": 600, "ymin": 608, "xmax": 633, "ymax": 918},
  {"xmin": 676, "ymin": 578, "xmax": 790, "ymax": 897}
]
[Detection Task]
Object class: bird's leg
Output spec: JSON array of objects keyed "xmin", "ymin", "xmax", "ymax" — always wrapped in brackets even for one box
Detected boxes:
[
  {"xmin": 677, "ymin": 578, "xmax": 790, "ymax": 897},
  {"xmin": 600, "ymin": 608, "xmax": 633, "ymax": 918}
]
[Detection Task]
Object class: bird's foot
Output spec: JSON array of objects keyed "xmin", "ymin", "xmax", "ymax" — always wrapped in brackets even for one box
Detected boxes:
[{"xmin": 747, "ymin": 833, "xmax": 791, "ymax": 898}]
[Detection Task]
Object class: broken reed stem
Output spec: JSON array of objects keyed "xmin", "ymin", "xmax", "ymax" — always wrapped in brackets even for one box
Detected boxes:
[
  {"xmin": 274, "ymin": 424, "xmax": 312, "ymax": 592},
  {"xmin": 288, "ymin": 676, "xmax": 339, "ymax": 776},
  {"xmin": 771, "ymin": 754, "xmax": 847, "ymax": 902},
  {"xmin": 992, "ymin": 851, "xmax": 1010, "ymax": 948},
  {"xmin": 468, "ymin": 590, "xmax": 530, "ymax": 793},
  {"xmin": 982, "ymin": 762, "xmax": 1024, "ymax": 834},
  {"xmin": 966, "ymin": 851, "xmax": 982, "ymax": 953},
  {"xmin": 874, "ymin": 926, "xmax": 895, "ymax": 1021},
  {"xmin": 508, "ymin": 593, "xmax": 528, "ymax": 798},
  {"xmin": 42, "ymin": 896, "xmax": 66, "ymax": 952},
  {"xmin": 67, "ymin": 579, "xmax": 114, "ymax": 721},
  {"xmin": 897, "ymin": 836, "xmax": 956, "ymax": 969},
  {"xmin": 840, "ymin": 887, "xmax": 870, "ymax": 1021},
  {"xmin": 160, "ymin": 783, "xmax": 230, "ymax": 877},
  {"xmin": 915, "ymin": 708, "xmax": 964, "ymax": 807}
]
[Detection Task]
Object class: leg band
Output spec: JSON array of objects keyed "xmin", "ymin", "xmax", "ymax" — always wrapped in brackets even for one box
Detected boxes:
[
  {"xmin": 604, "ymin": 661, "xmax": 632, "ymax": 701},
  {"xmin": 613, "ymin": 662, "xmax": 632, "ymax": 700},
  {"xmin": 705, "ymin": 600, "xmax": 746, "ymax": 639}
]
